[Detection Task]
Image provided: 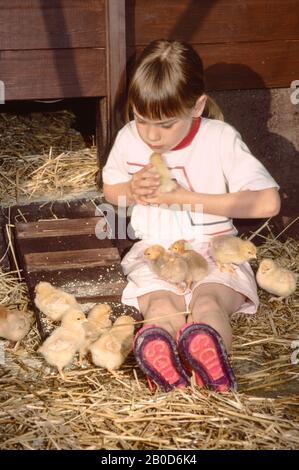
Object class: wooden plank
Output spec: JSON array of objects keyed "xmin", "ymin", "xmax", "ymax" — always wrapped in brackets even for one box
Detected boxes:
[
  {"xmin": 24, "ymin": 247, "xmax": 121, "ymax": 272},
  {"xmin": 1, "ymin": 49, "xmax": 106, "ymax": 100},
  {"xmin": 26, "ymin": 266, "xmax": 127, "ymax": 302},
  {"xmin": 16, "ymin": 234, "xmax": 114, "ymax": 254},
  {"xmin": 16, "ymin": 217, "xmax": 106, "ymax": 239},
  {"xmin": 130, "ymin": 40, "xmax": 299, "ymax": 90},
  {"xmin": 105, "ymin": 0, "xmax": 127, "ymax": 140},
  {"xmin": 8, "ymin": 198, "xmax": 103, "ymax": 223},
  {"xmin": 0, "ymin": 0, "xmax": 105, "ymax": 49},
  {"xmin": 201, "ymin": 40, "xmax": 299, "ymax": 90},
  {"xmin": 128, "ymin": 0, "xmax": 299, "ymax": 45}
]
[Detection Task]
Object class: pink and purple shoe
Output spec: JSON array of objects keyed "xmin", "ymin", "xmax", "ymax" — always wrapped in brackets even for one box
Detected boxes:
[
  {"xmin": 133, "ymin": 325, "xmax": 190, "ymax": 392},
  {"xmin": 177, "ymin": 323, "xmax": 237, "ymax": 392}
]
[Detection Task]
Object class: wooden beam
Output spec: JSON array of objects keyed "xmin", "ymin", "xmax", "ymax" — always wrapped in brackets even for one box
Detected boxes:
[{"xmin": 105, "ymin": 0, "xmax": 127, "ymax": 142}]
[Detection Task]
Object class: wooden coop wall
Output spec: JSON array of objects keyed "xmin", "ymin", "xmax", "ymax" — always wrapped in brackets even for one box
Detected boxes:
[
  {"xmin": 0, "ymin": 0, "xmax": 107, "ymax": 100},
  {"xmin": 126, "ymin": 0, "xmax": 299, "ymax": 90}
]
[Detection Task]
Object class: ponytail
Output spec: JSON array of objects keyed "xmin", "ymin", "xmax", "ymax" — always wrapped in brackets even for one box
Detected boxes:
[{"xmin": 204, "ymin": 95, "xmax": 224, "ymax": 121}]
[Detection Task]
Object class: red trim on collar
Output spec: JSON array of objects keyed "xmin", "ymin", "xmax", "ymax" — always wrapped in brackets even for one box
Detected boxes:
[{"xmin": 171, "ymin": 117, "xmax": 201, "ymax": 151}]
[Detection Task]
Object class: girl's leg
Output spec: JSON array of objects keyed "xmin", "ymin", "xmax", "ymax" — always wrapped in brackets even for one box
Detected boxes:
[
  {"xmin": 177, "ymin": 283, "xmax": 245, "ymax": 391},
  {"xmin": 138, "ymin": 290, "xmax": 187, "ymax": 338},
  {"xmin": 135, "ymin": 290, "xmax": 189, "ymax": 391},
  {"xmin": 188, "ymin": 283, "xmax": 245, "ymax": 351}
]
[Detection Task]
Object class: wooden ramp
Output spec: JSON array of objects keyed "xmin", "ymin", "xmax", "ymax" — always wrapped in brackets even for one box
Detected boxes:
[{"xmin": 3, "ymin": 199, "xmax": 139, "ymax": 338}]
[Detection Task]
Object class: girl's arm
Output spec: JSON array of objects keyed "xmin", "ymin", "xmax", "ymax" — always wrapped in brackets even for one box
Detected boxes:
[
  {"xmin": 184, "ymin": 187, "xmax": 280, "ymax": 218},
  {"xmin": 103, "ymin": 181, "xmax": 134, "ymax": 206},
  {"xmin": 144, "ymin": 186, "xmax": 281, "ymax": 219}
]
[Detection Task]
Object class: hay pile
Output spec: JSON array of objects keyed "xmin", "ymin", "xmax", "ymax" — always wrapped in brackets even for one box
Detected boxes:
[
  {"xmin": 0, "ymin": 111, "xmax": 99, "ymax": 206},
  {"xmin": 0, "ymin": 235, "xmax": 298, "ymax": 450}
]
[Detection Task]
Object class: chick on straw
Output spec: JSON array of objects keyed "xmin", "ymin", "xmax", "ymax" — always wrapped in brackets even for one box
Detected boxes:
[
  {"xmin": 144, "ymin": 244, "xmax": 189, "ymax": 291},
  {"xmin": 210, "ymin": 235, "xmax": 257, "ymax": 273},
  {"xmin": 34, "ymin": 281, "xmax": 81, "ymax": 321},
  {"xmin": 0, "ymin": 305, "xmax": 32, "ymax": 348},
  {"xmin": 81, "ymin": 303, "xmax": 112, "ymax": 359},
  {"xmin": 170, "ymin": 239, "xmax": 209, "ymax": 289},
  {"xmin": 256, "ymin": 258, "xmax": 297, "ymax": 303},
  {"xmin": 150, "ymin": 153, "xmax": 177, "ymax": 193},
  {"xmin": 38, "ymin": 308, "xmax": 87, "ymax": 380},
  {"xmin": 89, "ymin": 315, "xmax": 135, "ymax": 372}
]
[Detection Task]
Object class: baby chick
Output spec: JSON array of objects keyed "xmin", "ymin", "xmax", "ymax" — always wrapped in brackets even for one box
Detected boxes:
[
  {"xmin": 170, "ymin": 239, "xmax": 209, "ymax": 289},
  {"xmin": 0, "ymin": 305, "xmax": 32, "ymax": 347},
  {"xmin": 150, "ymin": 153, "xmax": 177, "ymax": 193},
  {"xmin": 144, "ymin": 244, "xmax": 189, "ymax": 291},
  {"xmin": 210, "ymin": 235, "xmax": 257, "ymax": 272},
  {"xmin": 38, "ymin": 308, "xmax": 87, "ymax": 380},
  {"xmin": 89, "ymin": 315, "xmax": 135, "ymax": 372},
  {"xmin": 256, "ymin": 258, "xmax": 298, "ymax": 302},
  {"xmin": 81, "ymin": 303, "xmax": 112, "ymax": 359},
  {"xmin": 35, "ymin": 281, "xmax": 81, "ymax": 321}
]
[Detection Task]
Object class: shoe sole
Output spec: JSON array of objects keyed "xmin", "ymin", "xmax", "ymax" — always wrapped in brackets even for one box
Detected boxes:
[
  {"xmin": 134, "ymin": 326, "xmax": 190, "ymax": 392},
  {"xmin": 178, "ymin": 323, "xmax": 237, "ymax": 392}
]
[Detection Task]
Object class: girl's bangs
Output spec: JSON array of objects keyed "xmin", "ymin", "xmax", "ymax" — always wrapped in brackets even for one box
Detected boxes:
[{"xmin": 129, "ymin": 87, "xmax": 188, "ymax": 121}]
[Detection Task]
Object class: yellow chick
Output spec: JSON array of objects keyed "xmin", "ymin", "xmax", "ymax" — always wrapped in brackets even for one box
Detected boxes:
[
  {"xmin": 35, "ymin": 281, "xmax": 81, "ymax": 321},
  {"xmin": 210, "ymin": 235, "xmax": 257, "ymax": 272},
  {"xmin": 150, "ymin": 153, "xmax": 177, "ymax": 193},
  {"xmin": 256, "ymin": 258, "xmax": 298, "ymax": 302},
  {"xmin": 81, "ymin": 304, "xmax": 112, "ymax": 359},
  {"xmin": 89, "ymin": 315, "xmax": 135, "ymax": 371},
  {"xmin": 38, "ymin": 308, "xmax": 87, "ymax": 380},
  {"xmin": 0, "ymin": 305, "xmax": 32, "ymax": 346},
  {"xmin": 170, "ymin": 239, "xmax": 209, "ymax": 289},
  {"xmin": 144, "ymin": 244, "xmax": 189, "ymax": 291}
]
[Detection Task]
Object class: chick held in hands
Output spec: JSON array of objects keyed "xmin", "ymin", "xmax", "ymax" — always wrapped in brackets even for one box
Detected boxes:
[
  {"xmin": 89, "ymin": 315, "xmax": 135, "ymax": 371},
  {"xmin": 0, "ymin": 305, "xmax": 32, "ymax": 343},
  {"xmin": 149, "ymin": 153, "xmax": 177, "ymax": 193},
  {"xmin": 144, "ymin": 244, "xmax": 189, "ymax": 292},
  {"xmin": 256, "ymin": 258, "xmax": 297, "ymax": 302},
  {"xmin": 210, "ymin": 235, "xmax": 257, "ymax": 273},
  {"xmin": 34, "ymin": 281, "xmax": 81, "ymax": 321},
  {"xmin": 170, "ymin": 239, "xmax": 209, "ymax": 289},
  {"xmin": 38, "ymin": 308, "xmax": 87, "ymax": 380}
]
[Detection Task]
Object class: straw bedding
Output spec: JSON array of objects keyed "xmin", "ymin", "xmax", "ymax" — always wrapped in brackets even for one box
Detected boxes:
[
  {"xmin": 0, "ymin": 111, "xmax": 298, "ymax": 450},
  {"xmin": 0, "ymin": 111, "xmax": 98, "ymax": 206}
]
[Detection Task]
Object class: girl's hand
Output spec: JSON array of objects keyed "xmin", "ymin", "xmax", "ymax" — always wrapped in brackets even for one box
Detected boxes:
[
  {"xmin": 140, "ymin": 183, "xmax": 191, "ymax": 207},
  {"xmin": 129, "ymin": 164, "xmax": 161, "ymax": 204}
]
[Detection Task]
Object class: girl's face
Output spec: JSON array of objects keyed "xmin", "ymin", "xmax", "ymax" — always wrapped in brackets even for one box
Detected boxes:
[{"xmin": 133, "ymin": 109, "xmax": 193, "ymax": 153}]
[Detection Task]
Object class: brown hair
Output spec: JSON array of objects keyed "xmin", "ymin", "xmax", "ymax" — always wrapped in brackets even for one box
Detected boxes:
[{"xmin": 126, "ymin": 39, "xmax": 223, "ymax": 122}]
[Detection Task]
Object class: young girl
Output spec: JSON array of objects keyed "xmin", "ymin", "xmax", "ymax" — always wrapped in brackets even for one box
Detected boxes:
[{"xmin": 102, "ymin": 40, "xmax": 280, "ymax": 392}]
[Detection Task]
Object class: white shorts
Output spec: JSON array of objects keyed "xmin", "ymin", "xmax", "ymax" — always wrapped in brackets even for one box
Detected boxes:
[{"xmin": 121, "ymin": 239, "xmax": 259, "ymax": 314}]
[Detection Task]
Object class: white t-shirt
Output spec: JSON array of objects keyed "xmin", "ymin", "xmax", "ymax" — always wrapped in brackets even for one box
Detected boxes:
[{"xmin": 102, "ymin": 118, "xmax": 279, "ymax": 243}]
